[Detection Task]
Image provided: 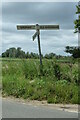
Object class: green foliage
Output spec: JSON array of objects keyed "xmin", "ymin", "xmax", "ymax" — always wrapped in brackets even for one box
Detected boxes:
[
  {"xmin": 44, "ymin": 53, "xmax": 56, "ymax": 59},
  {"xmin": 53, "ymin": 64, "xmax": 61, "ymax": 80},
  {"xmin": 2, "ymin": 59, "xmax": 79, "ymax": 104},
  {"xmin": 74, "ymin": 3, "xmax": 80, "ymax": 33},
  {"xmin": 1, "ymin": 47, "xmax": 40, "ymax": 59},
  {"xmin": 1, "ymin": 47, "xmax": 65, "ymax": 59},
  {"xmin": 76, "ymin": 4, "xmax": 80, "ymax": 14},
  {"xmin": 2, "ymin": 47, "xmax": 26, "ymax": 58},
  {"xmin": 65, "ymin": 46, "xmax": 80, "ymax": 58},
  {"xmin": 47, "ymin": 81, "xmax": 78, "ymax": 104}
]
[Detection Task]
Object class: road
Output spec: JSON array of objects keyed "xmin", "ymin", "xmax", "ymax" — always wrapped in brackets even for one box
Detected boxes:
[{"xmin": 2, "ymin": 99, "xmax": 78, "ymax": 118}]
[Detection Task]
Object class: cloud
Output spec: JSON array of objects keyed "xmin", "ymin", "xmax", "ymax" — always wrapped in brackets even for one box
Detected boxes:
[
  {"xmin": 1, "ymin": 2, "xmax": 78, "ymax": 55},
  {"xmin": 2, "ymin": 2, "xmax": 77, "ymax": 28}
]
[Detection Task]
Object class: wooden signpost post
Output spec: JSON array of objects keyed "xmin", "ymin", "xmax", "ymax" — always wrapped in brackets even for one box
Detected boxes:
[{"xmin": 17, "ymin": 24, "xmax": 59, "ymax": 66}]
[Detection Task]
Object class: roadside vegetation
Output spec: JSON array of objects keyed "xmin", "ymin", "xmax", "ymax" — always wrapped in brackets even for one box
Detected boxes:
[{"xmin": 2, "ymin": 58, "xmax": 79, "ymax": 104}]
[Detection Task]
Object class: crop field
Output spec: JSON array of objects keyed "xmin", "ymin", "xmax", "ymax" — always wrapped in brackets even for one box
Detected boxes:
[{"xmin": 1, "ymin": 58, "xmax": 79, "ymax": 104}]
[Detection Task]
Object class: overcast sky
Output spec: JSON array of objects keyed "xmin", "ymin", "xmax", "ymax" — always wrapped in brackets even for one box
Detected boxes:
[{"xmin": 2, "ymin": 2, "xmax": 78, "ymax": 56}]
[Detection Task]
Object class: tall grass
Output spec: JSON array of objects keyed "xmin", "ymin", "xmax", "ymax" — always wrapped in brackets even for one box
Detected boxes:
[{"xmin": 2, "ymin": 59, "xmax": 79, "ymax": 104}]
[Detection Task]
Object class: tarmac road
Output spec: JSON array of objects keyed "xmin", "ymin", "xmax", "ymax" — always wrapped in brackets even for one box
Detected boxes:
[{"xmin": 2, "ymin": 99, "xmax": 78, "ymax": 118}]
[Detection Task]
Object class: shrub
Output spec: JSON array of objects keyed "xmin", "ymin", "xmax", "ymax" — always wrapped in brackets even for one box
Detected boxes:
[{"xmin": 53, "ymin": 64, "xmax": 61, "ymax": 80}]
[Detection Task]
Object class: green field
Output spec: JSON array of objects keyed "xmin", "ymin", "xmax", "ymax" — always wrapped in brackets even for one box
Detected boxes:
[{"xmin": 2, "ymin": 58, "xmax": 79, "ymax": 104}]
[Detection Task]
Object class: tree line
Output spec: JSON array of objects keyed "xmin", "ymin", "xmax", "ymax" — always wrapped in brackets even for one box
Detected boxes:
[
  {"xmin": 1, "ymin": 47, "xmax": 58, "ymax": 59},
  {"xmin": 1, "ymin": 46, "xmax": 80, "ymax": 59},
  {"xmin": 2, "ymin": 47, "xmax": 39, "ymax": 59}
]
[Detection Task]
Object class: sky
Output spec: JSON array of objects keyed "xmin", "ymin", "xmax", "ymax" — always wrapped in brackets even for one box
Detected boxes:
[{"xmin": 1, "ymin": 2, "xmax": 78, "ymax": 56}]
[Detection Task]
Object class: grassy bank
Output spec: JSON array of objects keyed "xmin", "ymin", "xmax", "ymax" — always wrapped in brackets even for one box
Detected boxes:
[{"xmin": 2, "ymin": 58, "xmax": 79, "ymax": 104}]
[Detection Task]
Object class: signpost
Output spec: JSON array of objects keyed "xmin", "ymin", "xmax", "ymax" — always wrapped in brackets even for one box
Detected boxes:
[{"xmin": 17, "ymin": 24, "xmax": 59, "ymax": 66}]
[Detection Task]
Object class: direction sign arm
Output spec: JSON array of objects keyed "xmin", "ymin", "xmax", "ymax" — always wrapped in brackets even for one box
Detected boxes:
[
  {"xmin": 17, "ymin": 25, "xmax": 36, "ymax": 30},
  {"xmin": 40, "ymin": 25, "xmax": 59, "ymax": 30}
]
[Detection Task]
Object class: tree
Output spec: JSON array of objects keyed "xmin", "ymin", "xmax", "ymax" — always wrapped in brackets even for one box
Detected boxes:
[
  {"xmin": 16, "ymin": 47, "xmax": 21, "ymax": 58},
  {"xmin": 48, "ymin": 53, "xmax": 56, "ymax": 59},
  {"xmin": 44, "ymin": 53, "xmax": 56, "ymax": 59},
  {"xmin": 16, "ymin": 47, "xmax": 26, "ymax": 58},
  {"xmin": 2, "ymin": 47, "xmax": 26, "ymax": 58},
  {"xmin": 8, "ymin": 48, "xmax": 16, "ymax": 58},
  {"xmin": 65, "ymin": 46, "xmax": 80, "ymax": 58},
  {"xmin": 2, "ymin": 52, "xmax": 7, "ymax": 57},
  {"xmin": 74, "ymin": 2, "xmax": 80, "ymax": 33},
  {"xmin": 44, "ymin": 54, "xmax": 50, "ymax": 59}
]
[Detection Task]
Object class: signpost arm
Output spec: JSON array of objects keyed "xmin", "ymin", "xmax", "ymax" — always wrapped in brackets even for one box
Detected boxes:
[{"xmin": 37, "ymin": 29, "xmax": 42, "ymax": 66}]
